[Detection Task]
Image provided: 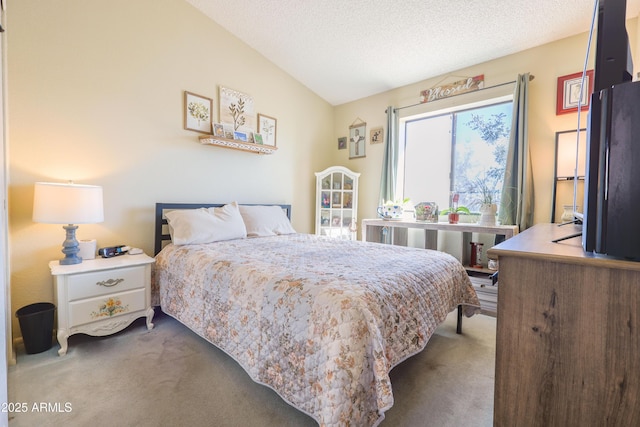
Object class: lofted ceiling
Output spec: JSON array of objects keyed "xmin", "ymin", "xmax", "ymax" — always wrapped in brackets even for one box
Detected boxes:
[{"xmin": 185, "ymin": 0, "xmax": 640, "ymax": 106}]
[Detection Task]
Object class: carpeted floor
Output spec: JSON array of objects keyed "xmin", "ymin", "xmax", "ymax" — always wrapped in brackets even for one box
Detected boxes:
[{"xmin": 8, "ymin": 309, "xmax": 495, "ymax": 426}]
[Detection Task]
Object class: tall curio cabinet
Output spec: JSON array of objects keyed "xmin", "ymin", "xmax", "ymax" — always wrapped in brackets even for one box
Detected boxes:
[{"xmin": 315, "ymin": 166, "xmax": 360, "ymax": 240}]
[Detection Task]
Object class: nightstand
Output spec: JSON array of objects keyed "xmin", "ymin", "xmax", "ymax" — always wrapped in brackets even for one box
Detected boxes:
[{"xmin": 49, "ymin": 253, "xmax": 155, "ymax": 356}]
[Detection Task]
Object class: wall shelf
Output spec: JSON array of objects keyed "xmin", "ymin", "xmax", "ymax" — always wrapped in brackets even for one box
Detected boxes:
[{"xmin": 199, "ymin": 135, "xmax": 277, "ymax": 155}]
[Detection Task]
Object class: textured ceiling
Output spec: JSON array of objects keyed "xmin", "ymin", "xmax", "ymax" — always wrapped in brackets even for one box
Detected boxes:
[{"xmin": 186, "ymin": 0, "xmax": 640, "ymax": 106}]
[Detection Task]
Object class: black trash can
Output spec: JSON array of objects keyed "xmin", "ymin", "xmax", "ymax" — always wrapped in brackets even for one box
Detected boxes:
[{"xmin": 16, "ymin": 302, "xmax": 55, "ymax": 354}]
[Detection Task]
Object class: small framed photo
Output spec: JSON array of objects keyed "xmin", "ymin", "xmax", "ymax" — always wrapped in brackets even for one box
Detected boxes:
[
  {"xmin": 556, "ymin": 70, "xmax": 594, "ymax": 115},
  {"xmin": 223, "ymin": 124, "xmax": 235, "ymax": 139},
  {"xmin": 233, "ymin": 131, "xmax": 248, "ymax": 142},
  {"xmin": 213, "ymin": 123, "xmax": 225, "ymax": 138},
  {"xmin": 254, "ymin": 133, "xmax": 264, "ymax": 144},
  {"xmin": 349, "ymin": 123, "xmax": 366, "ymax": 159},
  {"xmin": 370, "ymin": 127, "xmax": 383, "ymax": 144},
  {"xmin": 184, "ymin": 91, "xmax": 213, "ymax": 133},
  {"xmin": 338, "ymin": 137, "xmax": 347, "ymax": 150},
  {"xmin": 258, "ymin": 113, "xmax": 277, "ymax": 146}
]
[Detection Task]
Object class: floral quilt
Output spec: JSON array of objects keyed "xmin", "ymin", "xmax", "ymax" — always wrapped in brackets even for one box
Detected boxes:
[{"xmin": 154, "ymin": 234, "xmax": 479, "ymax": 426}]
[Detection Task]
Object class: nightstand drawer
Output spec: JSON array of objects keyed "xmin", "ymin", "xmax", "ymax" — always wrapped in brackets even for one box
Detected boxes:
[
  {"xmin": 68, "ymin": 288, "xmax": 146, "ymax": 327},
  {"xmin": 67, "ymin": 266, "xmax": 145, "ymax": 301}
]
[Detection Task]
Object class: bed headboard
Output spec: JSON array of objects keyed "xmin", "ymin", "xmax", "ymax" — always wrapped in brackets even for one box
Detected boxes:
[{"xmin": 154, "ymin": 203, "xmax": 292, "ymax": 255}]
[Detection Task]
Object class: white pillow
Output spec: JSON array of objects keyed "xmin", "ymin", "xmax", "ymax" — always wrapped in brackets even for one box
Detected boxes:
[
  {"xmin": 165, "ymin": 202, "xmax": 247, "ymax": 245},
  {"xmin": 239, "ymin": 205, "xmax": 296, "ymax": 237}
]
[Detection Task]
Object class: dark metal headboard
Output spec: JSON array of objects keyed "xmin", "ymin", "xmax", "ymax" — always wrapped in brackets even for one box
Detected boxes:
[{"xmin": 154, "ymin": 203, "xmax": 292, "ymax": 255}]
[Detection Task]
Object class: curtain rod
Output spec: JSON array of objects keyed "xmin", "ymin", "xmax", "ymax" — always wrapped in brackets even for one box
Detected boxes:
[{"xmin": 392, "ymin": 74, "xmax": 535, "ymax": 112}]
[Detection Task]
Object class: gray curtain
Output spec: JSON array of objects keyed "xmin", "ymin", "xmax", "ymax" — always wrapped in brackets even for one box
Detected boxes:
[
  {"xmin": 379, "ymin": 106, "xmax": 399, "ymax": 205},
  {"xmin": 498, "ymin": 73, "xmax": 534, "ymax": 231}
]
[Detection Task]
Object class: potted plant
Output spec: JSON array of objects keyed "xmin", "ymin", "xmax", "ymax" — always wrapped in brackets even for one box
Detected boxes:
[
  {"xmin": 473, "ymin": 177, "xmax": 498, "ymax": 226},
  {"xmin": 440, "ymin": 205, "xmax": 471, "ymax": 224},
  {"xmin": 439, "ymin": 191, "xmax": 470, "ymax": 224}
]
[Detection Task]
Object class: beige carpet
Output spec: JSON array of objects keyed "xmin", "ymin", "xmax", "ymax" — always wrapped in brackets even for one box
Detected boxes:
[{"xmin": 8, "ymin": 309, "xmax": 495, "ymax": 426}]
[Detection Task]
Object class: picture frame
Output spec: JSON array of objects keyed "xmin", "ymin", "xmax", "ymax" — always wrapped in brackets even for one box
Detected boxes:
[
  {"xmin": 254, "ymin": 133, "xmax": 264, "ymax": 144},
  {"xmin": 556, "ymin": 70, "xmax": 594, "ymax": 115},
  {"xmin": 184, "ymin": 91, "xmax": 213, "ymax": 133},
  {"xmin": 223, "ymin": 124, "xmax": 235, "ymax": 139},
  {"xmin": 258, "ymin": 114, "xmax": 277, "ymax": 146},
  {"xmin": 370, "ymin": 127, "xmax": 383, "ymax": 144},
  {"xmin": 233, "ymin": 131, "xmax": 248, "ymax": 142},
  {"xmin": 219, "ymin": 86, "xmax": 256, "ymax": 133},
  {"xmin": 349, "ymin": 123, "xmax": 366, "ymax": 159},
  {"xmin": 338, "ymin": 137, "xmax": 347, "ymax": 150},
  {"xmin": 213, "ymin": 123, "xmax": 225, "ymax": 138}
]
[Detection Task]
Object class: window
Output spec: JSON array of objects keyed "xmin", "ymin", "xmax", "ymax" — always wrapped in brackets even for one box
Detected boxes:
[{"xmin": 400, "ymin": 99, "xmax": 512, "ymax": 214}]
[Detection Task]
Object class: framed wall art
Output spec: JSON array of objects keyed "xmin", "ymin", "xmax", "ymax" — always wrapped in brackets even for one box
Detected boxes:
[
  {"xmin": 213, "ymin": 123, "xmax": 225, "ymax": 138},
  {"xmin": 233, "ymin": 131, "xmax": 248, "ymax": 142},
  {"xmin": 556, "ymin": 70, "xmax": 594, "ymax": 115},
  {"xmin": 338, "ymin": 137, "xmax": 347, "ymax": 150},
  {"xmin": 258, "ymin": 114, "xmax": 277, "ymax": 146},
  {"xmin": 349, "ymin": 123, "xmax": 366, "ymax": 159},
  {"xmin": 219, "ymin": 86, "xmax": 256, "ymax": 133},
  {"xmin": 184, "ymin": 91, "xmax": 213, "ymax": 133},
  {"xmin": 370, "ymin": 127, "xmax": 383, "ymax": 144}
]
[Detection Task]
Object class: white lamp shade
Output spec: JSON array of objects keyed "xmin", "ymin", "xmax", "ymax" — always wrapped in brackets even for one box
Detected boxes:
[
  {"xmin": 556, "ymin": 130, "xmax": 587, "ymax": 179},
  {"xmin": 33, "ymin": 182, "xmax": 104, "ymax": 224}
]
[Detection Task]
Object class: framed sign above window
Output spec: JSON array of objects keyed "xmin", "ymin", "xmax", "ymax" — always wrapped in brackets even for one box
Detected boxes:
[{"xmin": 556, "ymin": 70, "xmax": 594, "ymax": 115}]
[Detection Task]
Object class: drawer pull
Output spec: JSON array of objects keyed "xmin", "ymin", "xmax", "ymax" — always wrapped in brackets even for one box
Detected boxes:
[{"xmin": 96, "ymin": 278, "xmax": 124, "ymax": 287}]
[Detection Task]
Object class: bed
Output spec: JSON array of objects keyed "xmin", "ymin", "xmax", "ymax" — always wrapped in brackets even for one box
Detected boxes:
[{"xmin": 152, "ymin": 202, "xmax": 480, "ymax": 426}]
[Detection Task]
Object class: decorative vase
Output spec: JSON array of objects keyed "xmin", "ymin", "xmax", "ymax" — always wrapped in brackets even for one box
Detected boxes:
[
  {"xmin": 469, "ymin": 242, "xmax": 484, "ymax": 268},
  {"xmin": 561, "ymin": 205, "xmax": 580, "ymax": 222},
  {"xmin": 478, "ymin": 203, "xmax": 497, "ymax": 226}
]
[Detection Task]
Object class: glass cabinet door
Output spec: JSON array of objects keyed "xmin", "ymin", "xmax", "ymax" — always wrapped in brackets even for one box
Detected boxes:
[{"xmin": 315, "ymin": 167, "xmax": 360, "ymax": 240}]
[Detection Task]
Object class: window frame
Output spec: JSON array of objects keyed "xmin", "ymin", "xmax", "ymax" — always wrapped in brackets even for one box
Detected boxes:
[{"xmin": 397, "ymin": 94, "xmax": 513, "ymax": 210}]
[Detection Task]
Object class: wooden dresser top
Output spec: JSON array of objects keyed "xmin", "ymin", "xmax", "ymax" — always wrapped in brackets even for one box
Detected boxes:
[{"xmin": 488, "ymin": 223, "xmax": 640, "ymax": 271}]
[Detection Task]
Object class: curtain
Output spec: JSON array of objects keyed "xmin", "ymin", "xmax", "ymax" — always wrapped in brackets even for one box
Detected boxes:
[
  {"xmin": 498, "ymin": 73, "xmax": 534, "ymax": 231},
  {"xmin": 379, "ymin": 106, "xmax": 399, "ymax": 205}
]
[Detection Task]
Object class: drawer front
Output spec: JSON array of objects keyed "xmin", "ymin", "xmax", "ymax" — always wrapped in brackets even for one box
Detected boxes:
[
  {"xmin": 68, "ymin": 288, "xmax": 146, "ymax": 327},
  {"xmin": 67, "ymin": 266, "xmax": 145, "ymax": 301}
]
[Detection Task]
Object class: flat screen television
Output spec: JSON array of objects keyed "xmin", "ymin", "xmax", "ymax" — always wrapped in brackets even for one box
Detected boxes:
[{"xmin": 581, "ymin": 0, "xmax": 640, "ymax": 260}]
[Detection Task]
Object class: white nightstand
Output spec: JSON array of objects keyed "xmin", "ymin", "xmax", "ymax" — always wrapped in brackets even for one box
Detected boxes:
[{"xmin": 49, "ymin": 253, "xmax": 155, "ymax": 356}]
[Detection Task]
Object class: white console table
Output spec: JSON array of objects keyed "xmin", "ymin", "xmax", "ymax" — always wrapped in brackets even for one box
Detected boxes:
[{"xmin": 362, "ymin": 219, "xmax": 518, "ymax": 273}]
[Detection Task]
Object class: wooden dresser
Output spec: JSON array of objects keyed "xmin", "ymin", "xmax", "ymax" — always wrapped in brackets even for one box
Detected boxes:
[{"xmin": 488, "ymin": 223, "xmax": 640, "ymax": 426}]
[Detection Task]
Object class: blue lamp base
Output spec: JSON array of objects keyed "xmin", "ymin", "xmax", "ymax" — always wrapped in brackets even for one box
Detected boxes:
[{"xmin": 60, "ymin": 224, "xmax": 82, "ymax": 265}]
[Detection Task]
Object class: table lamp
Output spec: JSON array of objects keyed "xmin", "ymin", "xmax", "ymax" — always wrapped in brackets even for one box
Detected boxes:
[{"xmin": 33, "ymin": 182, "xmax": 104, "ymax": 265}]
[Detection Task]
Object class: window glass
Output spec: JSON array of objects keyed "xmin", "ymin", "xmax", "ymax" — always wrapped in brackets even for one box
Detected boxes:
[
  {"xmin": 404, "ymin": 114, "xmax": 452, "ymax": 211},
  {"xmin": 402, "ymin": 100, "xmax": 512, "ymax": 214}
]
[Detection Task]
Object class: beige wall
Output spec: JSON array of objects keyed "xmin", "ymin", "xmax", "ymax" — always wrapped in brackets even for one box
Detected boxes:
[
  {"xmin": 7, "ymin": 0, "xmax": 333, "ymax": 336},
  {"xmin": 332, "ymin": 18, "xmax": 638, "ymax": 228}
]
